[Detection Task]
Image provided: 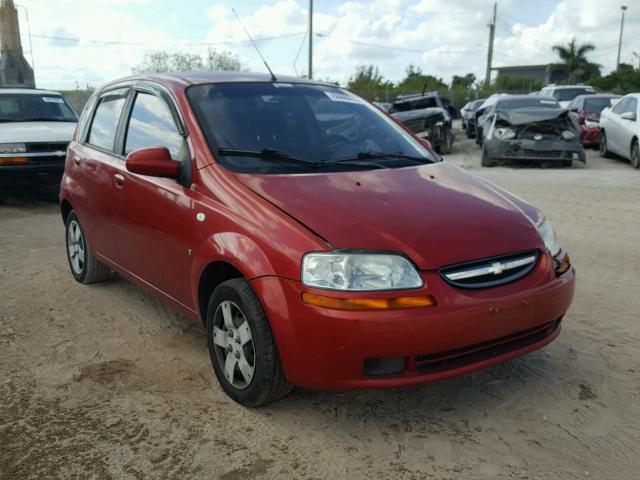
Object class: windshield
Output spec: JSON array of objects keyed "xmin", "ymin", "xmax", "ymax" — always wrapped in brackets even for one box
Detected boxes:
[
  {"xmin": 552, "ymin": 88, "xmax": 594, "ymax": 102},
  {"xmin": 0, "ymin": 93, "xmax": 77, "ymax": 122},
  {"xmin": 584, "ymin": 97, "xmax": 617, "ymax": 113},
  {"xmin": 187, "ymin": 83, "xmax": 435, "ymax": 173},
  {"xmin": 497, "ymin": 98, "xmax": 560, "ymax": 110}
]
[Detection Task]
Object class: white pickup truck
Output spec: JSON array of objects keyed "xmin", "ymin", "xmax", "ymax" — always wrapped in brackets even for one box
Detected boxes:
[{"xmin": 0, "ymin": 88, "xmax": 78, "ymax": 203}]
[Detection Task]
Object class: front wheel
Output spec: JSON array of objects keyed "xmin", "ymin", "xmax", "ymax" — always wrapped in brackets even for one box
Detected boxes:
[
  {"xmin": 599, "ymin": 131, "xmax": 611, "ymax": 158},
  {"xmin": 631, "ymin": 140, "xmax": 640, "ymax": 169},
  {"xmin": 481, "ymin": 145, "xmax": 496, "ymax": 167},
  {"xmin": 436, "ymin": 127, "xmax": 453, "ymax": 155},
  {"xmin": 206, "ymin": 278, "xmax": 292, "ymax": 406}
]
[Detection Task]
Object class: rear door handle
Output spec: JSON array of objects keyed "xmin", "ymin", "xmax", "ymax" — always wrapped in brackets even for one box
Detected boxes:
[{"xmin": 114, "ymin": 173, "xmax": 125, "ymax": 189}]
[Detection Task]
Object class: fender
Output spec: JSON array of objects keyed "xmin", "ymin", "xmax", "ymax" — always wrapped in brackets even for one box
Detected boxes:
[{"xmin": 190, "ymin": 231, "xmax": 278, "ymax": 306}]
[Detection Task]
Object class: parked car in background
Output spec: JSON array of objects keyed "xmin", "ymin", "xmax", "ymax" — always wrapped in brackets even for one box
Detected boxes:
[
  {"xmin": 0, "ymin": 88, "xmax": 78, "ymax": 203},
  {"xmin": 59, "ymin": 72, "xmax": 575, "ymax": 406},
  {"xmin": 390, "ymin": 91, "xmax": 455, "ymax": 154},
  {"xmin": 373, "ymin": 101, "xmax": 391, "ymax": 112},
  {"xmin": 477, "ymin": 94, "xmax": 585, "ymax": 167},
  {"xmin": 540, "ymin": 84, "xmax": 596, "ymax": 108},
  {"xmin": 568, "ymin": 94, "xmax": 621, "ymax": 148},
  {"xmin": 462, "ymin": 98, "xmax": 486, "ymax": 138},
  {"xmin": 599, "ymin": 93, "xmax": 640, "ymax": 168}
]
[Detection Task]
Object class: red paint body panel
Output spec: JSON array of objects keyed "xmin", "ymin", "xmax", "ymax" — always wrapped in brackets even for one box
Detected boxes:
[{"xmin": 59, "ymin": 72, "xmax": 576, "ymax": 391}]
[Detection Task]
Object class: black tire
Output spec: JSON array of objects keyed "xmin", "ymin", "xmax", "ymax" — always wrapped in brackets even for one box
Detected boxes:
[
  {"xmin": 0, "ymin": 188, "xmax": 7, "ymax": 204},
  {"xmin": 435, "ymin": 127, "xmax": 453, "ymax": 155},
  {"xmin": 465, "ymin": 126, "xmax": 473, "ymax": 139},
  {"xmin": 65, "ymin": 210, "xmax": 111, "ymax": 284},
  {"xmin": 481, "ymin": 145, "xmax": 496, "ymax": 167},
  {"xmin": 599, "ymin": 131, "xmax": 611, "ymax": 158},
  {"xmin": 206, "ymin": 278, "xmax": 292, "ymax": 407},
  {"xmin": 631, "ymin": 140, "xmax": 640, "ymax": 169}
]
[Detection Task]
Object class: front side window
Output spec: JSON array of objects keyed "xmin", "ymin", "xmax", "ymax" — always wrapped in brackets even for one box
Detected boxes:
[
  {"xmin": 187, "ymin": 83, "xmax": 436, "ymax": 174},
  {"xmin": 88, "ymin": 89, "xmax": 128, "ymax": 151},
  {"xmin": 623, "ymin": 97, "xmax": 638, "ymax": 117},
  {"xmin": 0, "ymin": 93, "xmax": 77, "ymax": 123},
  {"xmin": 124, "ymin": 92, "xmax": 184, "ymax": 160}
]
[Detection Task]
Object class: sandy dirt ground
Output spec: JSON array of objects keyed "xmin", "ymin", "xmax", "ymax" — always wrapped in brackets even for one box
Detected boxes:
[{"xmin": 1, "ymin": 125, "xmax": 639, "ymax": 479}]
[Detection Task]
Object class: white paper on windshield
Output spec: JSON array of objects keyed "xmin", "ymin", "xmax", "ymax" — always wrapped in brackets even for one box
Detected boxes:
[
  {"xmin": 324, "ymin": 90, "xmax": 364, "ymax": 104},
  {"xmin": 42, "ymin": 97, "xmax": 65, "ymax": 103}
]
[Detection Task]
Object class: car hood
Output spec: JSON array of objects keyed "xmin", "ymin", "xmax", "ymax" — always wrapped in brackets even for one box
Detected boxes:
[
  {"xmin": 0, "ymin": 121, "xmax": 77, "ymax": 144},
  {"xmin": 495, "ymin": 107, "xmax": 569, "ymax": 126},
  {"xmin": 235, "ymin": 162, "xmax": 543, "ymax": 270}
]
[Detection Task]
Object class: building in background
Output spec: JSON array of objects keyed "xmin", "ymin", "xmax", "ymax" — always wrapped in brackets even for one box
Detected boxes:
[
  {"xmin": 0, "ymin": 0, "xmax": 35, "ymax": 88},
  {"xmin": 493, "ymin": 64, "xmax": 571, "ymax": 86}
]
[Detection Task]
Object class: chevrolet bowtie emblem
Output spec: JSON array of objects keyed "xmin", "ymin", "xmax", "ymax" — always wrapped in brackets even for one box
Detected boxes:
[{"xmin": 487, "ymin": 262, "xmax": 506, "ymax": 275}]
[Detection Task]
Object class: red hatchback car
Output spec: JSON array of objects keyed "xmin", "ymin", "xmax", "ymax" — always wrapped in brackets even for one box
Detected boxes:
[{"xmin": 60, "ymin": 73, "xmax": 575, "ymax": 406}]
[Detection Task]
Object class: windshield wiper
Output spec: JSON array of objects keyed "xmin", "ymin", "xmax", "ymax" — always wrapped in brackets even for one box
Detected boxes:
[
  {"xmin": 217, "ymin": 148, "xmax": 388, "ymax": 170},
  {"xmin": 218, "ymin": 148, "xmax": 318, "ymax": 168},
  {"xmin": 332, "ymin": 151, "xmax": 436, "ymax": 165}
]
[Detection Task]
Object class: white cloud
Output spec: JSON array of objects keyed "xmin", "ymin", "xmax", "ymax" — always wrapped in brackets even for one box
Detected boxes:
[{"xmin": 8, "ymin": 0, "xmax": 640, "ymax": 90}]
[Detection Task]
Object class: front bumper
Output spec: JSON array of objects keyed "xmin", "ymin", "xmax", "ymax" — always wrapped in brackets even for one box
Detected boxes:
[
  {"xmin": 252, "ymin": 251, "xmax": 575, "ymax": 390},
  {"xmin": 486, "ymin": 138, "xmax": 586, "ymax": 163},
  {"xmin": 0, "ymin": 162, "xmax": 65, "ymax": 187}
]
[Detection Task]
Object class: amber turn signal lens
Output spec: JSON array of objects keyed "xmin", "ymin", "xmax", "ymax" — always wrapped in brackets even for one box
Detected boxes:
[
  {"xmin": 0, "ymin": 157, "xmax": 28, "ymax": 165},
  {"xmin": 302, "ymin": 293, "xmax": 436, "ymax": 311},
  {"xmin": 555, "ymin": 254, "xmax": 571, "ymax": 276}
]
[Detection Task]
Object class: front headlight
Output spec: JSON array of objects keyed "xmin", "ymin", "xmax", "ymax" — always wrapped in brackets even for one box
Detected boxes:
[
  {"xmin": 561, "ymin": 130, "xmax": 576, "ymax": 140},
  {"xmin": 0, "ymin": 143, "xmax": 27, "ymax": 154},
  {"xmin": 536, "ymin": 217, "xmax": 561, "ymax": 256},
  {"xmin": 302, "ymin": 252, "xmax": 423, "ymax": 291},
  {"xmin": 494, "ymin": 127, "xmax": 515, "ymax": 140}
]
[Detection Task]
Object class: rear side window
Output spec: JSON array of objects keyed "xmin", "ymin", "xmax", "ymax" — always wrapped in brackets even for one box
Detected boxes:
[
  {"xmin": 124, "ymin": 92, "xmax": 184, "ymax": 160},
  {"xmin": 88, "ymin": 89, "xmax": 128, "ymax": 151}
]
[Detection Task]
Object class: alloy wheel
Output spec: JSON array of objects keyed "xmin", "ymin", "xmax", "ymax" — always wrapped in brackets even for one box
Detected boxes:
[
  {"xmin": 67, "ymin": 220, "xmax": 86, "ymax": 275},
  {"xmin": 212, "ymin": 300, "xmax": 255, "ymax": 389}
]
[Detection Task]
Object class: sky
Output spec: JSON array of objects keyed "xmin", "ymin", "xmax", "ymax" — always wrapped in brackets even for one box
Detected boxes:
[{"xmin": 8, "ymin": 0, "xmax": 640, "ymax": 90}]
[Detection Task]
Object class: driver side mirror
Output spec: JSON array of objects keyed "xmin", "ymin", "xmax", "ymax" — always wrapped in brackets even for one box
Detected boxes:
[
  {"xmin": 126, "ymin": 147, "xmax": 180, "ymax": 178},
  {"xmin": 620, "ymin": 111, "xmax": 637, "ymax": 121}
]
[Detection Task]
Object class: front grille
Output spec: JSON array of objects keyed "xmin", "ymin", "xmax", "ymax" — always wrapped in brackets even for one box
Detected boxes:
[
  {"xmin": 520, "ymin": 149, "xmax": 565, "ymax": 158},
  {"xmin": 440, "ymin": 250, "xmax": 538, "ymax": 289},
  {"xmin": 26, "ymin": 142, "xmax": 69, "ymax": 153},
  {"xmin": 414, "ymin": 319, "xmax": 561, "ymax": 374}
]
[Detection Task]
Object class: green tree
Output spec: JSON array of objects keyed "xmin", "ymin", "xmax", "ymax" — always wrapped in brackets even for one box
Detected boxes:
[
  {"xmin": 396, "ymin": 64, "xmax": 447, "ymax": 94},
  {"xmin": 552, "ymin": 38, "xmax": 600, "ymax": 83},
  {"xmin": 451, "ymin": 73, "xmax": 476, "ymax": 89},
  {"xmin": 133, "ymin": 48, "xmax": 242, "ymax": 74},
  {"xmin": 589, "ymin": 63, "xmax": 640, "ymax": 93},
  {"xmin": 346, "ymin": 65, "xmax": 390, "ymax": 100}
]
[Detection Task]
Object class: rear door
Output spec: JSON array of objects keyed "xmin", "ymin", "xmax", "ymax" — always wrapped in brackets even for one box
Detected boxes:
[
  {"xmin": 618, "ymin": 97, "xmax": 638, "ymax": 159},
  {"xmin": 109, "ymin": 86, "xmax": 196, "ymax": 307},
  {"xmin": 71, "ymin": 88, "xmax": 129, "ymax": 263}
]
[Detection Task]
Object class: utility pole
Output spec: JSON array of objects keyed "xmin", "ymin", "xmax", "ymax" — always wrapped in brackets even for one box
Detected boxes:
[
  {"xmin": 634, "ymin": 51, "xmax": 640, "ymax": 70},
  {"xmin": 308, "ymin": 0, "xmax": 313, "ymax": 79},
  {"xmin": 485, "ymin": 2, "xmax": 497, "ymax": 88},
  {"xmin": 616, "ymin": 5, "xmax": 627, "ymax": 71}
]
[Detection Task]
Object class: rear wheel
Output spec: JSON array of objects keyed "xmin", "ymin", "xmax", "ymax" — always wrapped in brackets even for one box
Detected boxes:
[
  {"xmin": 65, "ymin": 211, "xmax": 111, "ymax": 284},
  {"xmin": 481, "ymin": 145, "xmax": 496, "ymax": 167},
  {"xmin": 0, "ymin": 188, "xmax": 7, "ymax": 204},
  {"xmin": 599, "ymin": 131, "xmax": 611, "ymax": 158},
  {"xmin": 206, "ymin": 278, "xmax": 292, "ymax": 406},
  {"xmin": 631, "ymin": 140, "xmax": 640, "ymax": 169}
]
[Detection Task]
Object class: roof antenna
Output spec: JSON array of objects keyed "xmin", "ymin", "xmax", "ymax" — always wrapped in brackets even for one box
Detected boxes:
[{"xmin": 231, "ymin": 8, "xmax": 277, "ymax": 82}]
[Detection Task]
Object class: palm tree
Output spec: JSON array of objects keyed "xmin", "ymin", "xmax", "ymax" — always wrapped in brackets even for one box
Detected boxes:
[{"xmin": 552, "ymin": 38, "xmax": 598, "ymax": 83}]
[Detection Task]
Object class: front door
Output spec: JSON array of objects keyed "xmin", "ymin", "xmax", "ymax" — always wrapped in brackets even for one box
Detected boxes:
[{"xmin": 110, "ymin": 89, "xmax": 195, "ymax": 308}]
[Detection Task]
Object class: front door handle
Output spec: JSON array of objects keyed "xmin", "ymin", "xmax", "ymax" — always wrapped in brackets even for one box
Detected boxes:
[{"xmin": 114, "ymin": 173, "xmax": 125, "ymax": 189}]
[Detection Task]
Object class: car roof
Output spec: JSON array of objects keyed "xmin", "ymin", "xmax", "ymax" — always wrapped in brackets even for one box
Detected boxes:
[
  {"xmin": 0, "ymin": 88, "xmax": 64, "ymax": 96},
  {"xmin": 100, "ymin": 71, "xmax": 334, "ymax": 91},
  {"xmin": 497, "ymin": 94, "xmax": 557, "ymax": 101}
]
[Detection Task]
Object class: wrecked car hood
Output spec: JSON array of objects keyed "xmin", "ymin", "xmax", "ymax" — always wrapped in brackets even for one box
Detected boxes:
[
  {"xmin": 391, "ymin": 107, "xmax": 446, "ymax": 123},
  {"xmin": 495, "ymin": 107, "xmax": 571, "ymax": 126},
  {"xmin": 235, "ymin": 162, "xmax": 543, "ymax": 270}
]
